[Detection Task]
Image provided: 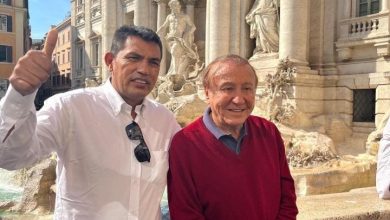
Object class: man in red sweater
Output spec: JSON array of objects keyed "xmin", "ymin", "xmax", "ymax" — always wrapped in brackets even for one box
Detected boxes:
[{"xmin": 168, "ymin": 54, "xmax": 298, "ymax": 219}]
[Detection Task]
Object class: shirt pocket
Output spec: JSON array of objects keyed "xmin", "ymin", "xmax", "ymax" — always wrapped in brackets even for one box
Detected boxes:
[{"xmin": 140, "ymin": 150, "xmax": 168, "ymax": 185}]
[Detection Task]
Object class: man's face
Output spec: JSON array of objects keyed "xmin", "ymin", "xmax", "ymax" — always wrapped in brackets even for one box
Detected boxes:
[
  {"xmin": 205, "ymin": 62, "xmax": 257, "ymax": 134},
  {"xmin": 105, "ymin": 36, "xmax": 161, "ymax": 107},
  {"xmin": 170, "ymin": 2, "xmax": 181, "ymax": 14}
]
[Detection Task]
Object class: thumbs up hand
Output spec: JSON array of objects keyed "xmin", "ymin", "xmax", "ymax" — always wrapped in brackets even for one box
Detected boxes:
[{"xmin": 9, "ymin": 28, "xmax": 58, "ymax": 96}]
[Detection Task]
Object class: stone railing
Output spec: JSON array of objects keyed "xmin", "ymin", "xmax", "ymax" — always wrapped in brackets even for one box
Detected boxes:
[
  {"xmin": 338, "ymin": 12, "xmax": 389, "ymax": 41},
  {"xmin": 336, "ymin": 12, "xmax": 390, "ymax": 60},
  {"xmin": 350, "ymin": 18, "xmax": 379, "ymax": 34}
]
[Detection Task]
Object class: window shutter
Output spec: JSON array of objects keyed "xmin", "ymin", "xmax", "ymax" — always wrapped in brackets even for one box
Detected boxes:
[
  {"xmin": 7, "ymin": 15, "xmax": 12, "ymax": 32},
  {"xmin": 6, "ymin": 46, "xmax": 12, "ymax": 62}
]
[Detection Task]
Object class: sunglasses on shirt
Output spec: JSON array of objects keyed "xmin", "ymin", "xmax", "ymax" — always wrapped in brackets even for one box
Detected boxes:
[{"xmin": 125, "ymin": 122, "xmax": 151, "ymax": 163}]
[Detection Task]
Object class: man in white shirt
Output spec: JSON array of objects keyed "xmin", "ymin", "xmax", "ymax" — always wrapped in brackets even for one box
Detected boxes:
[
  {"xmin": 377, "ymin": 118, "xmax": 390, "ymax": 199},
  {"xmin": 0, "ymin": 25, "xmax": 181, "ymax": 219}
]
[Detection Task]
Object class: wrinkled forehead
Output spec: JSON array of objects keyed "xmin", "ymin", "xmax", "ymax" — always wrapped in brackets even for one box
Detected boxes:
[
  {"xmin": 209, "ymin": 61, "xmax": 256, "ymax": 84},
  {"xmin": 209, "ymin": 61, "xmax": 253, "ymax": 77}
]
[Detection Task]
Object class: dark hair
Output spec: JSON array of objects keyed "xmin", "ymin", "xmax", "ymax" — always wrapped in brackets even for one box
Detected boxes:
[
  {"xmin": 110, "ymin": 25, "xmax": 163, "ymax": 57},
  {"xmin": 202, "ymin": 54, "xmax": 258, "ymax": 89}
]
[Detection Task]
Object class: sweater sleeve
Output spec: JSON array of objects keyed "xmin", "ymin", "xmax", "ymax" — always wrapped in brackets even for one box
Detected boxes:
[
  {"xmin": 168, "ymin": 131, "xmax": 206, "ymax": 220},
  {"xmin": 274, "ymin": 126, "xmax": 299, "ymax": 219},
  {"xmin": 377, "ymin": 119, "xmax": 390, "ymax": 199}
]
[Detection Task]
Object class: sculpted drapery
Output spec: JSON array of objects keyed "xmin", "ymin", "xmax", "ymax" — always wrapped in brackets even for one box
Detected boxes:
[{"xmin": 246, "ymin": 0, "xmax": 280, "ymax": 54}]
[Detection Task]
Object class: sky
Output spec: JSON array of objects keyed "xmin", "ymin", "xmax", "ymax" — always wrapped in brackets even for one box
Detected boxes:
[{"xmin": 29, "ymin": 0, "xmax": 70, "ymax": 39}]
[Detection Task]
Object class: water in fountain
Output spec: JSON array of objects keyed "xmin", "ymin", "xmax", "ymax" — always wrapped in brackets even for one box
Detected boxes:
[{"xmin": 0, "ymin": 168, "xmax": 23, "ymax": 202}]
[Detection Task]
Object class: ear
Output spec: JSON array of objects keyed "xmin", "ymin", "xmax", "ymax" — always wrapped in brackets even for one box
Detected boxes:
[
  {"xmin": 204, "ymin": 87, "xmax": 210, "ymax": 103},
  {"xmin": 104, "ymin": 52, "xmax": 114, "ymax": 71}
]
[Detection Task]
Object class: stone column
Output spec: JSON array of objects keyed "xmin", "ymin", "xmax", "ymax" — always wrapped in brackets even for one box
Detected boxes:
[
  {"xmin": 381, "ymin": 0, "xmax": 389, "ymax": 12},
  {"xmin": 102, "ymin": 0, "xmax": 118, "ymax": 81},
  {"xmin": 240, "ymin": 0, "xmax": 252, "ymax": 58},
  {"xmin": 150, "ymin": 1, "xmax": 158, "ymax": 30},
  {"xmin": 184, "ymin": 0, "xmax": 197, "ymax": 22},
  {"xmin": 135, "ymin": 0, "xmax": 151, "ymax": 27},
  {"xmin": 155, "ymin": 0, "xmax": 168, "ymax": 75},
  {"xmin": 206, "ymin": 0, "xmax": 231, "ymax": 64},
  {"xmin": 230, "ymin": 0, "xmax": 240, "ymax": 54},
  {"xmin": 343, "ymin": 0, "xmax": 352, "ymax": 19},
  {"xmin": 279, "ymin": 0, "xmax": 310, "ymax": 67},
  {"xmin": 84, "ymin": 0, "xmax": 92, "ymax": 78}
]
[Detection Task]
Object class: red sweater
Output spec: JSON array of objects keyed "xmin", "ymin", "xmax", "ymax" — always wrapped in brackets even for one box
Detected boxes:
[{"xmin": 168, "ymin": 116, "xmax": 298, "ymax": 220}]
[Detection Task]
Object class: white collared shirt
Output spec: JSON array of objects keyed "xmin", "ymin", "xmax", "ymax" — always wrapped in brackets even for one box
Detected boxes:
[
  {"xmin": 377, "ymin": 118, "xmax": 390, "ymax": 199},
  {"xmin": 0, "ymin": 80, "xmax": 181, "ymax": 219}
]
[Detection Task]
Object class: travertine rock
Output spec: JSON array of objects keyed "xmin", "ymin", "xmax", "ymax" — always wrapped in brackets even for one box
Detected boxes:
[{"xmin": 14, "ymin": 158, "xmax": 56, "ymax": 214}]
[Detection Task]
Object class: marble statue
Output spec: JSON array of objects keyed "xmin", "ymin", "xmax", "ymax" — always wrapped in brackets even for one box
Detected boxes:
[
  {"xmin": 157, "ymin": 0, "xmax": 202, "ymax": 79},
  {"xmin": 246, "ymin": 0, "xmax": 279, "ymax": 54}
]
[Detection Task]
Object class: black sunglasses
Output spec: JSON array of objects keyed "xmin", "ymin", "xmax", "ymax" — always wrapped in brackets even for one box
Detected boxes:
[{"xmin": 125, "ymin": 122, "xmax": 151, "ymax": 163}]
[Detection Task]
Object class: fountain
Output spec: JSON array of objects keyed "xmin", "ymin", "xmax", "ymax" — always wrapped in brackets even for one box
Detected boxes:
[{"xmin": 0, "ymin": 169, "xmax": 23, "ymax": 202}]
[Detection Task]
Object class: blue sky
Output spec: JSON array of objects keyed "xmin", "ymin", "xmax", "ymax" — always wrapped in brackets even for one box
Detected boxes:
[{"xmin": 29, "ymin": 0, "xmax": 70, "ymax": 39}]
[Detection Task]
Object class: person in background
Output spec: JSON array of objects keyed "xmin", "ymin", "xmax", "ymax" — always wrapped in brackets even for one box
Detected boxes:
[
  {"xmin": 167, "ymin": 54, "xmax": 298, "ymax": 219},
  {"xmin": 0, "ymin": 25, "xmax": 181, "ymax": 220},
  {"xmin": 377, "ymin": 118, "xmax": 390, "ymax": 199}
]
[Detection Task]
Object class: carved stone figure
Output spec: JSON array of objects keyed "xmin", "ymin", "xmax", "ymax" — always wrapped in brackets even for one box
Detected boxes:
[
  {"xmin": 84, "ymin": 77, "xmax": 101, "ymax": 87},
  {"xmin": 246, "ymin": 0, "xmax": 279, "ymax": 54},
  {"xmin": 157, "ymin": 0, "xmax": 202, "ymax": 79},
  {"xmin": 260, "ymin": 58, "xmax": 295, "ymax": 124}
]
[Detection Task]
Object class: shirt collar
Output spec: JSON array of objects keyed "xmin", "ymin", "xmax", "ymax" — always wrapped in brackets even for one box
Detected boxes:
[
  {"xmin": 202, "ymin": 106, "xmax": 248, "ymax": 139},
  {"xmin": 103, "ymin": 79, "xmax": 148, "ymax": 118}
]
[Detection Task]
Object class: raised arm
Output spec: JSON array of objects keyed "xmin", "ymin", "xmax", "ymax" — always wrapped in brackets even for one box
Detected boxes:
[
  {"xmin": 0, "ymin": 29, "xmax": 60, "ymax": 170},
  {"xmin": 156, "ymin": 15, "xmax": 170, "ymax": 37},
  {"xmin": 377, "ymin": 119, "xmax": 390, "ymax": 199}
]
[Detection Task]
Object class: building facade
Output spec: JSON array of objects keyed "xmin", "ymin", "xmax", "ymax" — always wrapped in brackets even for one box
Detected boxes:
[
  {"xmin": 0, "ymin": 0, "xmax": 30, "ymax": 95},
  {"xmin": 71, "ymin": 0, "xmax": 390, "ymax": 153},
  {"xmin": 35, "ymin": 18, "xmax": 72, "ymax": 109},
  {"xmin": 52, "ymin": 17, "xmax": 72, "ymax": 95}
]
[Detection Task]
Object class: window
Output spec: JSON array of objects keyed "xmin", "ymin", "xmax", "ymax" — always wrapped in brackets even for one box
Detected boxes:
[
  {"xmin": 358, "ymin": 0, "xmax": 380, "ymax": 16},
  {"xmin": 0, "ymin": 0, "xmax": 11, "ymax": 6},
  {"xmin": 92, "ymin": 41, "xmax": 100, "ymax": 66},
  {"xmin": 0, "ymin": 14, "xmax": 12, "ymax": 32},
  {"xmin": 52, "ymin": 75, "xmax": 57, "ymax": 86},
  {"xmin": 77, "ymin": 45, "xmax": 84, "ymax": 69},
  {"xmin": 0, "ymin": 45, "xmax": 12, "ymax": 63},
  {"xmin": 56, "ymin": 75, "xmax": 60, "ymax": 86},
  {"xmin": 61, "ymin": 75, "xmax": 66, "ymax": 86},
  {"xmin": 353, "ymin": 89, "xmax": 376, "ymax": 122}
]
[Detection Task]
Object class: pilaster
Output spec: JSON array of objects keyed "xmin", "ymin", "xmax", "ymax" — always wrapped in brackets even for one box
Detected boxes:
[
  {"xmin": 183, "ymin": 0, "xmax": 197, "ymax": 22},
  {"xmin": 135, "ymin": 0, "xmax": 151, "ymax": 27},
  {"xmin": 382, "ymin": 0, "xmax": 389, "ymax": 12},
  {"xmin": 206, "ymin": 0, "xmax": 231, "ymax": 64},
  {"xmin": 279, "ymin": 0, "xmax": 311, "ymax": 69}
]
